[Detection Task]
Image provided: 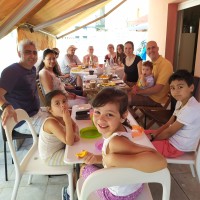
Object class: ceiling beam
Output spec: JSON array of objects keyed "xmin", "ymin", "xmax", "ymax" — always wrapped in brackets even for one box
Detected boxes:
[
  {"xmin": 33, "ymin": 0, "xmax": 108, "ymax": 32},
  {"xmin": 0, "ymin": 0, "xmax": 41, "ymax": 39},
  {"xmin": 57, "ymin": 0, "xmax": 127, "ymax": 39}
]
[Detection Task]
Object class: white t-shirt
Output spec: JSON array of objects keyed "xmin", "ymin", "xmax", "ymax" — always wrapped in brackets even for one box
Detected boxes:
[{"xmin": 169, "ymin": 96, "xmax": 200, "ymax": 151}]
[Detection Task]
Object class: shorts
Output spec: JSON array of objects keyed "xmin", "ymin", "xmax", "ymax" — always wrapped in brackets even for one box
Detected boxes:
[
  {"xmin": 15, "ymin": 107, "xmax": 49, "ymax": 134},
  {"xmin": 152, "ymin": 140, "xmax": 184, "ymax": 158},
  {"xmin": 82, "ymin": 165, "xmax": 143, "ymax": 200}
]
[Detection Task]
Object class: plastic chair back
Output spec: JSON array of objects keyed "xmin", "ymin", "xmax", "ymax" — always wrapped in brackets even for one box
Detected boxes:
[
  {"xmin": 76, "ymin": 167, "xmax": 171, "ymax": 200},
  {"xmin": 4, "ymin": 109, "xmax": 73, "ymax": 200}
]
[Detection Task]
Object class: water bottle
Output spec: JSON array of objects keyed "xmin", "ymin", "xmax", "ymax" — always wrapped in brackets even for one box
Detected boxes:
[
  {"xmin": 105, "ymin": 59, "xmax": 110, "ymax": 74},
  {"xmin": 110, "ymin": 55, "xmax": 114, "ymax": 68},
  {"xmin": 89, "ymin": 55, "xmax": 93, "ymax": 69}
]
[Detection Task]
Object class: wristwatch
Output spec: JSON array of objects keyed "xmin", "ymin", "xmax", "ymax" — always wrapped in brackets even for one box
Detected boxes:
[
  {"xmin": 150, "ymin": 133, "xmax": 155, "ymax": 142},
  {"xmin": 1, "ymin": 102, "xmax": 11, "ymax": 111}
]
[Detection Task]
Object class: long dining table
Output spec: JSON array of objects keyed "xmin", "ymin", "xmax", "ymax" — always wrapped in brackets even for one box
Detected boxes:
[
  {"xmin": 70, "ymin": 65, "xmax": 125, "ymax": 79},
  {"xmin": 63, "ymin": 104, "xmax": 154, "ymax": 199}
]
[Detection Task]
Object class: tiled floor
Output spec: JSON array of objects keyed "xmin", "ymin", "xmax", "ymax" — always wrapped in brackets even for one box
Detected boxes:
[{"xmin": 0, "ymin": 138, "xmax": 200, "ymax": 200}]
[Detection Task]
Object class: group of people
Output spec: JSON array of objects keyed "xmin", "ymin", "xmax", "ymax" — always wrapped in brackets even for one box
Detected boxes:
[{"xmin": 0, "ymin": 38, "xmax": 200, "ymax": 200}]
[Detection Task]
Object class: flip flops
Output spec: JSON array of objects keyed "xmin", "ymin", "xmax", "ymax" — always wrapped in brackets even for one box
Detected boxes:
[{"xmin": 62, "ymin": 186, "xmax": 70, "ymax": 200}]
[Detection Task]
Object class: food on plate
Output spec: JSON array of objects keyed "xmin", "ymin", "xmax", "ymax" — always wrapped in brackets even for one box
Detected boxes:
[
  {"xmin": 99, "ymin": 74, "xmax": 109, "ymax": 79},
  {"xmin": 71, "ymin": 67, "xmax": 82, "ymax": 72},
  {"xmin": 100, "ymin": 81, "xmax": 116, "ymax": 87},
  {"xmin": 131, "ymin": 125, "xmax": 144, "ymax": 137},
  {"xmin": 76, "ymin": 150, "xmax": 88, "ymax": 158}
]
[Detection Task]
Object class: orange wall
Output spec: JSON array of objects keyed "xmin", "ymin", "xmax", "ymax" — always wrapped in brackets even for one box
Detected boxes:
[
  {"xmin": 147, "ymin": 1, "xmax": 169, "ymax": 56},
  {"xmin": 165, "ymin": 4, "xmax": 178, "ymax": 64},
  {"xmin": 194, "ymin": 20, "xmax": 200, "ymax": 77}
]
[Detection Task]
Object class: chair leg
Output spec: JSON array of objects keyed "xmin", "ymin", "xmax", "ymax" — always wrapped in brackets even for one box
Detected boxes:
[
  {"xmin": 189, "ymin": 164, "xmax": 196, "ymax": 177},
  {"xmin": 75, "ymin": 164, "xmax": 80, "ymax": 179},
  {"xmin": 67, "ymin": 167, "xmax": 74, "ymax": 200},
  {"xmin": 28, "ymin": 175, "xmax": 33, "ymax": 185},
  {"xmin": 4, "ymin": 141, "xmax": 8, "ymax": 181},
  {"xmin": 12, "ymin": 173, "xmax": 22, "ymax": 200}
]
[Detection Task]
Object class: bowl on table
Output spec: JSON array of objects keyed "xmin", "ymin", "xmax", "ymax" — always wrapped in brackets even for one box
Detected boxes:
[{"xmin": 99, "ymin": 74, "xmax": 109, "ymax": 83}]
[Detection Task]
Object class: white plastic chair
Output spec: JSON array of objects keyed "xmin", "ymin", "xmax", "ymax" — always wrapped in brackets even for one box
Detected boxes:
[
  {"xmin": 167, "ymin": 141, "xmax": 200, "ymax": 182},
  {"xmin": 4, "ymin": 109, "xmax": 74, "ymax": 200},
  {"xmin": 76, "ymin": 167, "xmax": 171, "ymax": 200}
]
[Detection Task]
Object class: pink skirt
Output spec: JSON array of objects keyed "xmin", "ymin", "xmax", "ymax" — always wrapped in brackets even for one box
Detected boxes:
[{"xmin": 82, "ymin": 165, "xmax": 143, "ymax": 200}]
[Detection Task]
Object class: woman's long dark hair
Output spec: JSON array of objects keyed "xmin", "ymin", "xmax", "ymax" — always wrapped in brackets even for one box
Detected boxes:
[
  {"xmin": 92, "ymin": 87, "xmax": 131, "ymax": 129},
  {"xmin": 37, "ymin": 49, "xmax": 60, "ymax": 77}
]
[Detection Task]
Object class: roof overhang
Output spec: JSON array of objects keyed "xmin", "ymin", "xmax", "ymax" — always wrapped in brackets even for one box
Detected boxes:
[{"xmin": 0, "ymin": 0, "xmax": 113, "ymax": 39}]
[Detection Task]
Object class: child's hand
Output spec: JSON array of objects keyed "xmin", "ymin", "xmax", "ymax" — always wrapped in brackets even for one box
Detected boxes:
[
  {"xmin": 62, "ymin": 108, "xmax": 71, "ymax": 124},
  {"xmin": 82, "ymin": 152, "xmax": 98, "ymax": 164},
  {"xmin": 74, "ymin": 134, "xmax": 80, "ymax": 142}
]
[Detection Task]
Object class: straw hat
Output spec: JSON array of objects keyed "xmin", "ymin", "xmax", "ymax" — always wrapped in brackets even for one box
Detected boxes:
[{"xmin": 67, "ymin": 45, "xmax": 77, "ymax": 52}]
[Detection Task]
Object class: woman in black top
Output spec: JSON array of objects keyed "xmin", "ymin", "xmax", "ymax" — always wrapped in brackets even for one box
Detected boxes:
[{"xmin": 123, "ymin": 41, "xmax": 142, "ymax": 87}]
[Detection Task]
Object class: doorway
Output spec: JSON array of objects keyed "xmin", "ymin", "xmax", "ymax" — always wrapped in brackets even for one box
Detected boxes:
[{"xmin": 174, "ymin": 4, "xmax": 200, "ymax": 74}]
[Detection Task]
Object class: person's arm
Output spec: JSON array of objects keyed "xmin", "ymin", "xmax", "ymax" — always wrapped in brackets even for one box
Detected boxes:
[
  {"xmin": 137, "ymin": 60, "xmax": 142, "ymax": 77},
  {"xmin": 39, "ymin": 70, "xmax": 54, "ymax": 94},
  {"xmin": 138, "ymin": 74, "xmax": 146, "ymax": 87},
  {"xmin": 74, "ymin": 55, "xmax": 82, "ymax": 65},
  {"xmin": 123, "ymin": 73, "xmax": 127, "ymax": 83},
  {"xmin": 82, "ymin": 152, "xmax": 102, "ymax": 164},
  {"xmin": 104, "ymin": 136, "xmax": 167, "ymax": 172},
  {"xmin": 44, "ymin": 110, "xmax": 76, "ymax": 145},
  {"xmin": 104, "ymin": 152, "xmax": 167, "ymax": 172},
  {"xmin": 152, "ymin": 116, "xmax": 184, "ymax": 140},
  {"xmin": 136, "ymin": 83, "xmax": 164, "ymax": 95},
  {"xmin": 0, "ymin": 88, "xmax": 17, "ymax": 126},
  {"xmin": 95, "ymin": 55, "xmax": 98, "ymax": 62},
  {"xmin": 82, "ymin": 55, "xmax": 87, "ymax": 65}
]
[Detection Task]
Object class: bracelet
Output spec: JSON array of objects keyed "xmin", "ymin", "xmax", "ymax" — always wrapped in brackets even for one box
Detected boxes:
[
  {"xmin": 1, "ymin": 102, "xmax": 11, "ymax": 111},
  {"xmin": 150, "ymin": 133, "xmax": 155, "ymax": 142}
]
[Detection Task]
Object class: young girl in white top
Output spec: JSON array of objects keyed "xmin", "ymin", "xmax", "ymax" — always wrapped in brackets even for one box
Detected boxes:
[
  {"xmin": 39, "ymin": 90, "xmax": 79, "ymax": 165},
  {"xmin": 80, "ymin": 87, "xmax": 167, "ymax": 200}
]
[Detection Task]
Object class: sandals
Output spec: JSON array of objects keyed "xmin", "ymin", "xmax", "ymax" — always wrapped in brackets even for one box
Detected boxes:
[{"xmin": 62, "ymin": 186, "xmax": 70, "ymax": 200}]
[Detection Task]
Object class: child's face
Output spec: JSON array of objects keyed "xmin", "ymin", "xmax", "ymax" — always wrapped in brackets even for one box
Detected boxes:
[
  {"xmin": 49, "ymin": 94, "xmax": 68, "ymax": 117},
  {"xmin": 142, "ymin": 66, "xmax": 152, "ymax": 77},
  {"xmin": 93, "ymin": 103, "xmax": 125, "ymax": 138},
  {"xmin": 170, "ymin": 80, "xmax": 194, "ymax": 104}
]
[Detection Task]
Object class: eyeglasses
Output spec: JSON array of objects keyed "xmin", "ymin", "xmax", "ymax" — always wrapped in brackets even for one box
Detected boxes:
[{"xmin": 23, "ymin": 50, "xmax": 37, "ymax": 55}]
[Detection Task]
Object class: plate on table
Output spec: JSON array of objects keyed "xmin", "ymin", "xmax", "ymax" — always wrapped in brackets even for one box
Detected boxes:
[
  {"xmin": 118, "ymin": 83, "xmax": 126, "ymax": 87},
  {"xmin": 71, "ymin": 67, "xmax": 82, "ymax": 72},
  {"xmin": 114, "ymin": 80, "xmax": 124, "ymax": 85},
  {"xmin": 80, "ymin": 126, "xmax": 101, "ymax": 139},
  {"xmin": 73, "ymin": 104, "xmax": 91, "ymax": 112},
  {"xmin": 100, "ymin": 81, "xmax": 116, "ymax": 87}
]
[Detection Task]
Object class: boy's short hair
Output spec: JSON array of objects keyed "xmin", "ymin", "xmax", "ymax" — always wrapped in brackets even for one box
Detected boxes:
[
  {"xmin": 142, "ymin": 61, "xmax": 153, "ymax": 70},
  {"xmin": 168, "ymin": 69, "xmax": 194, "ymax": 86}
]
